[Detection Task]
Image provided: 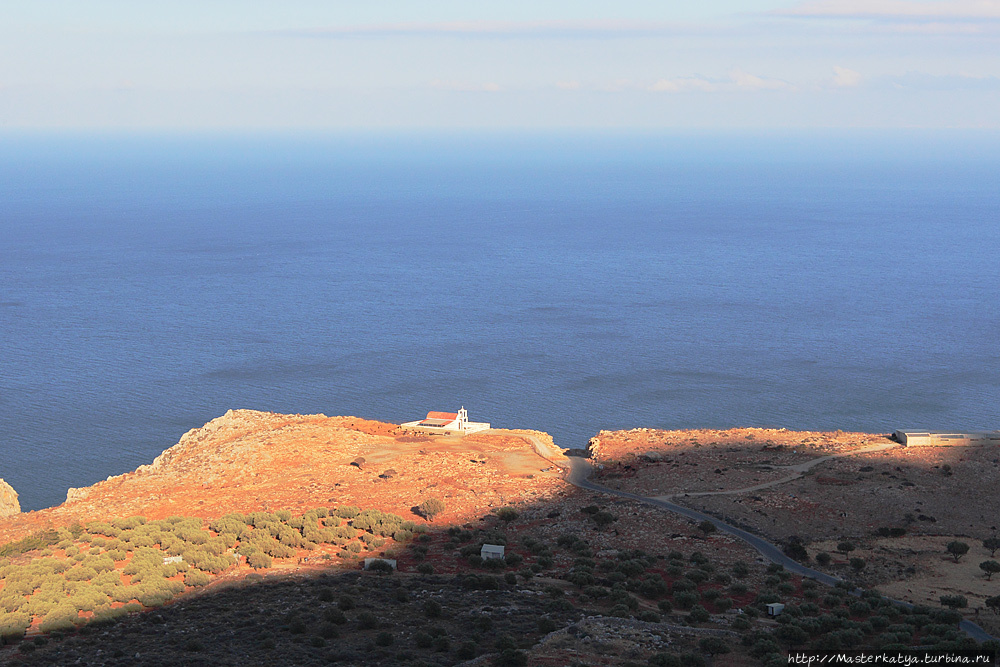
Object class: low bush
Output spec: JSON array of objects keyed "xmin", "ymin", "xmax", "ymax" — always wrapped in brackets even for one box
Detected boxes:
[
  {"xmin": 357, "ymin": 612, "xmax": 379, "ymax": 629},
  {"xmin": 674, "ymin": 592, "xmax": 699, "ymax": 609},
  {"xmin": 247, "ymin": 552, "xmax": 273, "ymax": 569},
  {"xmin": 38, "ymin": 603, "xmax": 81, "ymax": 633},
  {"xmin": 184, "ymin": 570, "xmax": 211, "ymax": 587},
  {"xmin": 324, "ymin": 608, "xmax": 347, "ymax": 624},
  {"xmin": 0, "ymin": 611, "xmax": 31, "ymax": 639},
  {"xmin": 334, "ymin": 506, "xmax": 360, "ymax": 519},
  {"xmin": 688, "ymin": 605, "xmax": 711, "ymax": 623},
  {"xmin": 65, "ymin": 566, "xmax": 99, "ymax": 582}
]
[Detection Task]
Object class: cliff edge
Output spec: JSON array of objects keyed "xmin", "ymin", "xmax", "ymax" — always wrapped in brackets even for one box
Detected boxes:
[{"xmin": 0, "ymin": 478, "xmax": 20, "ymax": 517}]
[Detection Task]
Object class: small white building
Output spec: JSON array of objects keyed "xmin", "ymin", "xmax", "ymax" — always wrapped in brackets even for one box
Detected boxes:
[
  {"xmin": 481, "ymin": 544, "xmax": 505, "ymax": 560},
  {"xmin": 894, "ymin": 430, "xmax": 1000, "ymax": 447},
  {"xmin": 402, "ymin": 407, "xmax": 491, "ymax": 434},
  {"xmin": 767, "ymin": 603, "xmax": 785, "ymax": 617}
]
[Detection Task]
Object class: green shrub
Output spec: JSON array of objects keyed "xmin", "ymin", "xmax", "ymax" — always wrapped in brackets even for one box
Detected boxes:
[
  {"xmin": 69, "ymin": 585, "xmax": 110, "ymax": 612},
  {"xmin": 357, "ymin": 611, "xmax": 379, "ymax": 629},
  {"xmin": 39, "ymin": 603, "xmax": 81, "ymax": 633},
  {"xmin": 688, "ymin": 605, "xmax": 710, "ymax": 623},
  {"xmin": 113, "ymin": 516, "xmax": 147, "ymax": 530},
  {"xmin": 247, "ymin": 512, "xmax": 279, "ymax": 527},
  {"xmin": 247, "ymin": 551, "xmax": 272, "ymax": 569},
  {"xmin": 81, "ymin": 553, "xmax": 116, "ymax": 572},
  {"xmin": 686, "ymin": 569, "xmax": 708, "ymax": 584},
  {"xmin": 495, "ymin": 507, "xmax": 519, "ymax": 522},
  {"xmin": 275, "ymin": 526, "xmax": 303, "ymax": 548},
  {"xmin": 0, "ymin": 612, "xmax": 31, "ymax": 639},
  {"xmin": 457, "ymin": 640, "xmax": 477, "ymax": 659},
  {"xmin": 418, "ymin": 498, "xmax": 446, "ymax": 520},
  {"xmin": 608, "ymin": 603, "xmax": 630, "ymax": 617},
  {"xmin": 83, "ymin": 522, "xmax": 119, "ymax": 538},
  {"xmin": 136, "ymin": 586, "xmax": 174, "ymax": 608},
  {"xmin": 699, "ymin": 637, "xmax": 730, "ymax": 655},
  {"xmin": 243, "ymin": 532, "xmax": 295, "ymax": 559},
  {"xmin": 335, "ymin": 506, "xmax": 360, "ymax": 519},
  {"xmin": 325, "ymin": 608, "xmax": 347, "ymax": 624},
  {"xmin": 89, "ymin": 605, "xmax": 130, "ymax": 626},
  {"xmin": 65, "ymin": 566, "xmax": 99, "ymax": 582},
  {"xmin": 185, "ymin": 570, "xmax": 211, "ymax": 587},
  {"xmin": 317, "ymin": 622, "xmax": 338, "ymax": 639},
  {"xmin": 946, "ymin": 541, "xmax": 969, "ymax": 562},
  {"xmin": 375, "ymin": 631, "xmax": 394, "ymax": 646},
  {"xmin": 353, "ymin": 509, "xmax": 405, "ymax": 537},
  {"xmin": 940, "ymin": 595, "xmax": 967, "ymax": 610},
  {"xmin": 209, "ymin": 514, "xmax": 247, "ymax": 535}
]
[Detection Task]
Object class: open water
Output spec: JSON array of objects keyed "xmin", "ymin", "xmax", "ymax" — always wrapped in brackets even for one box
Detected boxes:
[{"xmin": 2, "ymin": 131, "xmax": 998, "ymax": 510}]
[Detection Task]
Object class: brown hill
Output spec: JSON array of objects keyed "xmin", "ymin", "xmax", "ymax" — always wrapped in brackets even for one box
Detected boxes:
[{"xmin": 0, "ymin": 410, "xmax": 567, "ymax": 545}]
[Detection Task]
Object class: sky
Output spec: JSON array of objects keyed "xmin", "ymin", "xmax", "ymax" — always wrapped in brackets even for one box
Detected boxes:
[{"xmin": 0, "ymin": 0, "xmax": 998, "ymax": 128}]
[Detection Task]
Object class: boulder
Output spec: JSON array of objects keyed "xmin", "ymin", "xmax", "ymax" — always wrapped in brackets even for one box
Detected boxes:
[{"xmin": 0, "ymin": 478, "xmax": 20, "ymax": 516}]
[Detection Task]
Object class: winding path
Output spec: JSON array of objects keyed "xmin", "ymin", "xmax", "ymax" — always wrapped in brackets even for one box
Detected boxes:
[
  {"xmin": 519, "ymin": 434, "xmax": 996, "ymax": 644},
  {"xmin": 654, "ymin": 442, "xmax": 899, "ymax": 501}
]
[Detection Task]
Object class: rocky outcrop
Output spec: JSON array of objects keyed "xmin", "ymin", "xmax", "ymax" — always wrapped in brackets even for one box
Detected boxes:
[
  {"xmin": 587, "ymin": 435, "xmax": 602, "ymax": 458},
  {"xmin": 66, "ymin": 487, "xmax": 91, "ymax": 503},
  {"xmin": 0, "ymin": 479, "xmax": 21, "ymax": 516}
]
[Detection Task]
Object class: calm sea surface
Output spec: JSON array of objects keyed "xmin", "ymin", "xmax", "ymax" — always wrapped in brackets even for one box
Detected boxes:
[{"xmin": 2, "ymin": 131, "xmax": 998, "ymax": 510}]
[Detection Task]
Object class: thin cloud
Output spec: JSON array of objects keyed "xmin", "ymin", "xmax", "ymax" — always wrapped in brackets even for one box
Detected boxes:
[
  {"xmin": 281, "ymin": 19, "xmax": 699, "ymax": 39},
  {"xmin": 429, "ymin": 79, "xmax": 501, "ymax": 93},
  {"xmin": 646, "ymin": 71, "xmax": 794, "ymax": 93},
  {"xmin": 884, "ymin": 71, "xmax": 1000, "ymax": 90},
  {"xmin": 772, "ymin": 0, "xmax": 1000, "ymax": 20},
  {"xmin": 832, "ymin": 66, "xmax": 862, "ymax": 87},
  {"xmin": 647, "ymin": 77, "xmax": 717, "ymax": 93},
  {"xmin": 730, "ymin": 69, "xmax": 794, "ymax": 91}
]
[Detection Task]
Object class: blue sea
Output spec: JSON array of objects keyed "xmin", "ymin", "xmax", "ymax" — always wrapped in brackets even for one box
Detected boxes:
[{"xmin": 2, "ymin": 131, "xmax": 998, "ymax": 511}]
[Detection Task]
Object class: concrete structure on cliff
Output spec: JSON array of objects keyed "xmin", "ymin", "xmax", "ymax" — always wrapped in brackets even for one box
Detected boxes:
[
  {"xmin": 894, "ymin": 430, "xmax": 1000, "ymax": 447},
  {"xmin": 402, "ymin": 407, "xmax": 490, "ymax": 434}
]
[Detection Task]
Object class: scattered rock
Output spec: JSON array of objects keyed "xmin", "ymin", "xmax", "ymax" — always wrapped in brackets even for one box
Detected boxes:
[{"xmin": 66, "ymin": 486, "xmax": 90, "ymax": 503}]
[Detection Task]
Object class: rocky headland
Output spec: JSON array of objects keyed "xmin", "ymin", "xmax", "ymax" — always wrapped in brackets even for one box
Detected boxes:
[{"xmin": 2, "ymin": 415, "xmax": 998, "ymax": 664}]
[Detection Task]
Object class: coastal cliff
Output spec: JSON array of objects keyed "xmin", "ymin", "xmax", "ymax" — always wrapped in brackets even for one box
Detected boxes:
[{"xmin": 0, "ymin": 410, "xmax": 566, "ymax": 544}]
